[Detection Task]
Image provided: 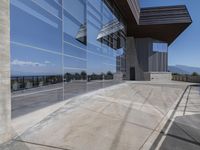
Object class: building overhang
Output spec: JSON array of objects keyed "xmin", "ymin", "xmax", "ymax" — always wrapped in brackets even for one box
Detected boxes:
[
  {"xmin": 110, "ymin": 0, "xmax": 192, "ymax": 45},
  {"xmin": 111, "ymin": 0, "xmax": 140, "ymax": 25},
  {"xmin": 134, "ymin": 5, "xmax": 192, "ymax": 45}
]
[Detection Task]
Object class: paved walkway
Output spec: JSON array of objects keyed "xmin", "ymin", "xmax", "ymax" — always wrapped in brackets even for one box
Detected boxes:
[
  {"xmin": 1, "ymin": 82, "xmax": 200, "ymax": 150},
  {"xmin": 155, "ymin": 85, "xmax": 200, "ymax": 150}
]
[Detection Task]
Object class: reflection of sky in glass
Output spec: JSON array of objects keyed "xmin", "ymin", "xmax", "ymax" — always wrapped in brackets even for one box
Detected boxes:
[
  {"xmin": 63, "ymin": 0, "xmax": 85, "ymax": 23},
  {"xmin": 102, "ymin": 2, "xmax": 116, "ymax": 25},
  {"xmin": 11, "ymin": 43, "xmax": 62, "ymax": 76},
  {"xmin": 10, "ymin": 0, "xmax": 62, "ymax": 53},
  {"xmin": 33, "ymin": 0, "xmax": 61, "ymax": 18},
  {"xmin": 11, "ymin": 0, "xmax": 125, "ymax": 77},
  {"xmin": 11, "ymin": 0, "xmax": 58, "ymax": 28}
]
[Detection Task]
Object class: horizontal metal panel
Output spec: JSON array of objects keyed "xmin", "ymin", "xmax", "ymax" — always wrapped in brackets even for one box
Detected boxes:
[{"xmin": 140, "ymin": 5, "xmax": 192, "ymax": 25}]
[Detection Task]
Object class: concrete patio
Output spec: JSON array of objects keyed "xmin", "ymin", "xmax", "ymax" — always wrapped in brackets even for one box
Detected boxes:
[{"xmin": 1, "ymin": 81, "xmax": 200, "ymax": 150}]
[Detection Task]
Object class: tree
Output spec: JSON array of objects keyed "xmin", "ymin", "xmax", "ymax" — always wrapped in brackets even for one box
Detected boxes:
[{"xmin": 192, "ymin": 72, "xmax": 199, "ymax": 76}]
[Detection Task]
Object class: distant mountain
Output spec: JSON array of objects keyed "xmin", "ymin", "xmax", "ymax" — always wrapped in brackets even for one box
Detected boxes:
[
  {"xmin": 168, "ymin": 65, "xmax": 200, "ymax": 74},
  {"xmin": 168, "ymin": 66, "xmax": 189, "ymax": 74}
]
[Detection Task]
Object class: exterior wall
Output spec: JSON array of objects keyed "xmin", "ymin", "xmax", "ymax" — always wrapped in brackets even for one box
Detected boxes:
[
  {"xmin": 126, "ymin": 37, "xmax": 145, "ymax": 80},
  {"xmin": 126, "ymin": 38, "xmax": 169, "ymax": 81},
  {"xmin": 0, "ymin": 0, "xmax": 11, "ymax": 144},
  {"xmin": 135, "ymin": 38, "xmax": 152, "ymax": 72},
  {"xmin": 149, "ymin": 52, "xmax": 168, "ymax": 72},
  {"xmin": 149, "ymin": 41, "xmax": 168, "ymax": 72},
  {"xmin": 126, "ymin": 37, "xmax": 136, "ymax": 80},
  {"xmin": 144, "ymin": 72, "xmax": 172, "ymax": 81}
]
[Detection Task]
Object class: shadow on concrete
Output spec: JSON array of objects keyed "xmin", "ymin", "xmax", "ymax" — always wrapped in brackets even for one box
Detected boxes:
[
  {"xmin": 159, "ymin": 114, "xmax": 200, "ymax": 150},
  {"xmin": 150, "ymin": 84, "xmax": 200, "ymax": 150},
  {"xmin": 109, "ymin": 94, "xmax": 135, "ymax": 150}
]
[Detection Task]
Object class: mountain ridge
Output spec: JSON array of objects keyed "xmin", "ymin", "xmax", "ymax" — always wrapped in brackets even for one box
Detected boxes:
[{"xmin": 169, "ymin": 65, "xmax": 200, "ymax": 74}]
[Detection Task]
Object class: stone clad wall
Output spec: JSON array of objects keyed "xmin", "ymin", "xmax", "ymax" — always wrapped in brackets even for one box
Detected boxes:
[
  {"xmin": 150, "ymin": 72, "xmax": 172, "ymax": 81},
  {"xmin": 0, "ymin": 0, "xmax": 11, "ymax": 144},
  {"xmin": 144, "ymin": 72, "xmax": 172, "ymax": 81}
]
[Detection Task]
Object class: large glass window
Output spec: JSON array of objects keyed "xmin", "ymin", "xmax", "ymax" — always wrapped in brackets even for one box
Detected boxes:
[{"xmin": 10, "ymin": 0, "xmax": 127, "ymax": 118}]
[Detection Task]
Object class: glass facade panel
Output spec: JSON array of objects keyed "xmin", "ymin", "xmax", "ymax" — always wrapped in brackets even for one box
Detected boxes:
[
  {"xmin": 87, "ymin": 0, "xmax": 126, "ymax": 84},
  {"xmin": 11, "ymin": 43, "xmax": 62, "ymax": 76},
  {"xmin": 64, "ymin": 42, "xmax": 86, "ymax": 59},
  {"xmin": 63, "ymin": 0, "xmax": 87, "ymax": 45},
  {"xmin": 10, "ymin": 0, "xmax": 127, "ymax": 118},
  {"xmin": 63, "ymin": 68, "xmax": 87, "ymax": 100},
  {"xmin": 10, "ymin": 0, "xmax": 62, "ymax": 53},
  {"xmin": 10, "ymin": 42, "xmax": 63, "ymax": 118},
  {"xmin": 64, "ymin": 56, "xmax": 86, "ymax": 69}
]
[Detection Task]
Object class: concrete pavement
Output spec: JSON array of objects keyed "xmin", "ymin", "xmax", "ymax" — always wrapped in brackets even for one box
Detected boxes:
[
  {"xmin": 155, "ymin": 85, "xmax": 200, "ymax": 150},
  {"xmin": 1, "ymin": 81, "xmax": 200, "ymax": 150}
]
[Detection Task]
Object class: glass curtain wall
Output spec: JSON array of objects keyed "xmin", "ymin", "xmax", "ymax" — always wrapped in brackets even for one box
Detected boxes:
[
  {"xmin": 10, "ymin": 0, "xmax": 63, "ymax": 118},
  {"xmin": 87, "ymin": 0, "xmax": 126, "ymax": 90},
  {"xmin": 10, "ymin": 0, "xmax": 126, "ymax": 118},
  {"xmin": 63, "ymin": 0, "xmax": 87, "ymax": 98}
]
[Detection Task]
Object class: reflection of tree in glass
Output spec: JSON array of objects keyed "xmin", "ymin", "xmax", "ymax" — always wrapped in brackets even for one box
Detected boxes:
[
  {"xmin": 105, "ymin": 71, "xmax": 113, "ymax": 80},
  {"xmin": 64, "ymin": 73, "xmax": 72, "ymax": 82},
  {"xmin": 192, "ymin": 72, "xmax": 199, "ymax": 76},
  {"xmin": 64, "ymin": 71, "xmax": 87, "ymax": 82},
  {"xmin": 87, "ymin": 72, "xmax": 114, "ymax": 81},
  {"xmin": 81, "ymin": 71, "xmax": 87, "ymax": 80},
  {"xmin": 74, "ymin": 73, "xmax": 81, "ymax": 80}
]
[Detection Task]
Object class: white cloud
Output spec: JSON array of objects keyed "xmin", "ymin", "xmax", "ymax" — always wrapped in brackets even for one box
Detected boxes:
[
  {"xmin": 11, "ymin": 59, "xmax": 46, "ymax": 67},
  {"xmin": 44, "ymin": 60, "xmax": 51, "ymax": 64}
]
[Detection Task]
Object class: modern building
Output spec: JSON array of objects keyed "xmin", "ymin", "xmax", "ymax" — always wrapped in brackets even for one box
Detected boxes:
[{"xmin": 0, "ymin": 0, "xmax": 192, "ymax": 143}]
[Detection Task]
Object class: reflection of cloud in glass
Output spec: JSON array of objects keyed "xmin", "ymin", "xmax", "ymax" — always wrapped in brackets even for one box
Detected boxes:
[
  {"xmin": 11, "ymin": 59, "xmax": 54, "ymax": 67},
  {"xmin": 44, "ymin": 60, "xmax": 51, "ymax": 64}
]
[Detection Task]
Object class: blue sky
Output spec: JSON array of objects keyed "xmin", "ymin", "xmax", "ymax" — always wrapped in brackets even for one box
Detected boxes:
[{"xmin": 140, "ymin": 0, "xmax": 200, "ymax": 67}]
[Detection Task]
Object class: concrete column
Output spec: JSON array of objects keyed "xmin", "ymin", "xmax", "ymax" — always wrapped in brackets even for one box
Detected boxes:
[
  {"xmin": 126, "ymin": 37, "xmax": 145, "ymax": 80},
  {"xmin": 0, "ymin": 0, "xmax": 11, "ymax": 144}
]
